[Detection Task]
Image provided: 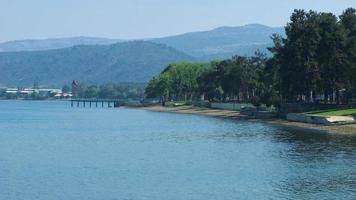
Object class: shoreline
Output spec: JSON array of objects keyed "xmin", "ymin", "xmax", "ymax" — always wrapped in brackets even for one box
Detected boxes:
[{"xmin": 141, "ymin": 105, "xmax": 356, "ymax": 135}]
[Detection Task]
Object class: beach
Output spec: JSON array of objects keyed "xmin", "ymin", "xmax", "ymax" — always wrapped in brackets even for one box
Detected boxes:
[{"xmin": 143, "ymin": 105, "xmax": 356, "ymax": 135}]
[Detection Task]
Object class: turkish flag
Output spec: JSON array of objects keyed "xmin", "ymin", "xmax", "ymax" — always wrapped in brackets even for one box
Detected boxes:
[{"xmin": 72, "ymin": 80, "xmax": 78, "ymax": 87}]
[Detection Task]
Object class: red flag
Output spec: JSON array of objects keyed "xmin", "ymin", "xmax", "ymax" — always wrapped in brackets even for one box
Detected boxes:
[{"xmin": 72, "ymin": 80, "xmax": 78, "ymax": 87}]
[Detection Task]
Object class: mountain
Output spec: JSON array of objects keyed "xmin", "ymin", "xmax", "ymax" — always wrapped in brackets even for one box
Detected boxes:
[
  {"xmin": 0, "ymin": 41, "xmax": 194, "ymax": 87},
  {"xmin": 152, "ymin": 24, "xmax": 284, "ymax": 60},
  {"xmin": 0, "ymin": 24, "xmax": 285, "ymax": 87},
  {"xmin": 0, "ymin": 24, "xmax": 285, "ymax": 60},
  {"xmin": 0, "ymin": 37, "xmax": 122, "ymax": 52}
]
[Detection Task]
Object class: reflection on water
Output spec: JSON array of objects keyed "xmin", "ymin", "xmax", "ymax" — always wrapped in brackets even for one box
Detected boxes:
[
  {"xmin": 0, "ymin": 101, "xmax": 356, "ymax": 200},
  {"xmin": 270, "ymin": 129, "xmax": 356, "ymax": 199}
]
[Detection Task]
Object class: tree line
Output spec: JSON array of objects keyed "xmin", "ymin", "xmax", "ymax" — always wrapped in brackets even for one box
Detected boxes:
[
  {"xmin": 71, "ymin": 83, "xmax": 145, "ymax": 99},
  {"xmin": 146, "ymin": 8, "xmax": 356, "ymax": 106}
]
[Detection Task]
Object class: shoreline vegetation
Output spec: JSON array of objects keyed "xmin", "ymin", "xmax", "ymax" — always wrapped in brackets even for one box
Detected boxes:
[
  {"xmin": 0, "ymin": 83, "xmax": 145, "ymax": 100},
  {"xmin": 142, "ymin": 105, "xmax": 356, "ymax": 135},
  {"xmin": 141, "ymin": 8, "xmax": 356, "ymax": 134},
  {"xmin": 146, "ymin": 9, "xmax": 356, "ymax": 109}
]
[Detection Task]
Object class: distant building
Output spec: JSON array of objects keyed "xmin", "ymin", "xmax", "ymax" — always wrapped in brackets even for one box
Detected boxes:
[
  {"xmin": 4, "ymin": 87, "xmax": 63, "ymax": 97},
  {"xmin": 54, "ymin": 92, "xmax": 73, "ymax": 99},
  {"xmin": 20, "ymin": 88, "xmax": 36, "ymax": 95},
  {"xmin": 38, "ymin": 89, "xmax": 62, "ymax": 94},
  {"xmin": 37, "ymin": 89, "xmax": 62, "ymax": 96},
  {"xmin": 5, "ymin": 88, "xmax": 18, "ymax": 94}
]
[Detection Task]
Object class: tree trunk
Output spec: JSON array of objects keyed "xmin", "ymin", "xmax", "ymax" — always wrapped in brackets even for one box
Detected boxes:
[
  {"xmin": 309, "ymin": 90, "xmax": 313, "ymax": 103},
  {"xmin": 336, "ymin": 89, "xmax": 340, "ymax": 105},
  {"xmin": 332, "ymin": 90, "xmax": 335, "ymax": 104}
]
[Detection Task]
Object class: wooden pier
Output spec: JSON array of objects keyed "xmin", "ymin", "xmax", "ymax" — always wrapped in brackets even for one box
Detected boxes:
[{"xmin": 70, "ymin": 99, "xmax": 122, "ymax": 108}]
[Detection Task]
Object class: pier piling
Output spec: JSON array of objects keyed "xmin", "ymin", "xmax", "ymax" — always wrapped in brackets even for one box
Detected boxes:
[{"xmin": 71, "ymin": 99, "xmax": 121, "ymax": 109}]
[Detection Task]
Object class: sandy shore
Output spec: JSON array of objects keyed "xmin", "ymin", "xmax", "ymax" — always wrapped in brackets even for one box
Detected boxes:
[{"xmin": 142, "ymin": 105, "xmax": 356, "ymax": 135}]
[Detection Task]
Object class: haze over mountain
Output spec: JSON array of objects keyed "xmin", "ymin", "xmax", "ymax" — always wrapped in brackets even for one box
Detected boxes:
[
  {"xmin": 0, "ymin": 24, "xmax": 284, "ymax": 87},
  {"xmin": 0, "ymin": 41, "xmax": 193, "ymax": 87},
  {"xmin": 0, "ymin": 37, "xmax": 122, "ymax": 52},
  {"xmin": 0, "ymin": 24, "xmax": 284, "ymax": 59},
  {"xmin": 152, "ymin": 24, "xmax": 284, "ymax": 60}
]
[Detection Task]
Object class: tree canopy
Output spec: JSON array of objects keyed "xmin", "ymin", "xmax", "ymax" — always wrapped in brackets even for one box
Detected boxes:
[
  {"xmin": 73, "ymin": 83, "xmax": 145, "ymax": 99},
  {"xmin": 146, "ymin": 8, "xmax": 356, "ymax": 106},
  {"xmin": 145, "ymin": 62, "xmax": 207, "ymax": 101},
  {"xmin": 272, "ymin": 8, "xmax": 356, "ymax": 103}
]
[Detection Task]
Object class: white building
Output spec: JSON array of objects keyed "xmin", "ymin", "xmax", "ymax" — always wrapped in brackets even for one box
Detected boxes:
[
  {"xmin": 5, "ymin": 88, "xmax": 62, "ymax": 96},
  {"xmin": 5, "ymin": 88, "xmax": 18, "ymax": 94},
  {"xmin": 20, "ymin": 88, "xmax": 36, "ymax": 94}
]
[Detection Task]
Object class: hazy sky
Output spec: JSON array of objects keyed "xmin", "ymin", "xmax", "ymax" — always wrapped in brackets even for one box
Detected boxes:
[{"xmin": 0, "ymin": 0, "xmax": 355, "ymax": 42}]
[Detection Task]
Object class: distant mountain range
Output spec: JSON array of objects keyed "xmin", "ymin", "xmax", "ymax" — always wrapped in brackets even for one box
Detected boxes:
[
  {"xmin": 0, "ymin": 37, "xmax": 123, "ymax": 52},
  {"xmin": 0, "ymin": 24, "xmax": 284, "ymax": 59},
  {"xmin": 152, "ymin": 24, "xmax": 284, "ymax": 60},
  {"xmin": 0, "ymin": 41, "xmax": 193, "ymax": 87},
  {"xmin": 0, "ymin": 24, "xmax": 284, "ymax": 87}
]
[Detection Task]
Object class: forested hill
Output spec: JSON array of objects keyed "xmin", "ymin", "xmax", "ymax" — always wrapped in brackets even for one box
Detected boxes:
[
  {"xmin": 152, "ymin": 24, "xmax": 284, "ymax": 60},
  {"xmin": 0, "ymin": 24, "xmax": 284, "ymax": 87},
  {"xmin": 0, "ymin": 41, "xmax": 194, "ymax": 87}
]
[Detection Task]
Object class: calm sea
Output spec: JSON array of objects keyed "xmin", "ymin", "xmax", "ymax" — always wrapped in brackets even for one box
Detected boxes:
[{"xmin": 1, "ymin": 100, "xmax": 356, "ymax": 200}]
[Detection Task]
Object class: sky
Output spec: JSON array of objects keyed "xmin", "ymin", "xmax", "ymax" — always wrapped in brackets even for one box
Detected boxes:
[{"xmin": 0, "ymin": 0, "xmax": 355, "ymax": 42}]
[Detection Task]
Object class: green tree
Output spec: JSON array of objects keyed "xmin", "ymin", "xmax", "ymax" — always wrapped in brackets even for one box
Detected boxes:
[
  {"xmin": 317, "ymin": 12, "xmax": 348, "ymax": 104},
  {"xmin": 145, "ymin": 77, "xmax": 159, "ymax": 98},
  {"xmin": 340, "ymin": 8, "xmax": 356, "ymax": 100}
]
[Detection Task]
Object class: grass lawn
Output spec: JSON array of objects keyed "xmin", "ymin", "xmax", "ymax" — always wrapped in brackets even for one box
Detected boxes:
[{"xmin": 306, "ymin": 108, "xmax": 356, "ymax": 117}]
